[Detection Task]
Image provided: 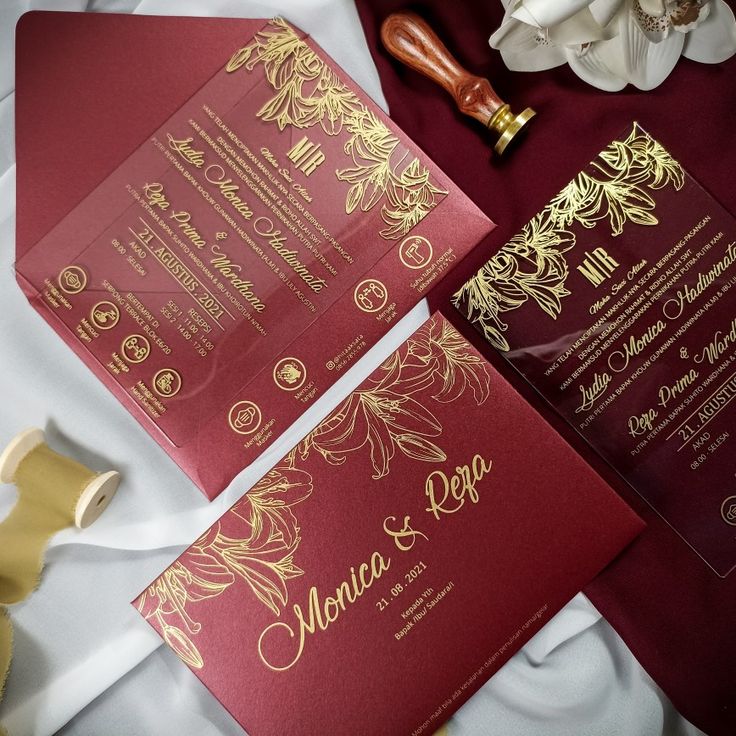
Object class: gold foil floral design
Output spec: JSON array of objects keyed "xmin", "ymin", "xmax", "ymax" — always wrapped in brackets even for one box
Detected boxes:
[
  {"xmin": 137, "ymin": 465, "xmax": 312, "ymax": 669},
  {"xmin": 296, "ymin": 316, "xmax": 491, "ymax": 479},
  {"xmin": 139, "ymin": 318, "xmax": 488, "ymax": 669},
  {"xmin": 379, "ymin": 158, "xmax": 447, "ymax": 239},
  {"xmin": 225, "ymin": 18, "xmax": 447, "ymax": 240},
  {"xmin": 453, "ymin": 124, "xmax": 684, "ymax": 351},
  {"xmin": 296, "ymin": 387, "xmax": 446, "ymax": 481}
]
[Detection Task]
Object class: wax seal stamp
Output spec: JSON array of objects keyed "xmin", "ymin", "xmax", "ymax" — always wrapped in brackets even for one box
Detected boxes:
[{"xmin": 381, "ymin": 10, "xmax": 535, "ymax": 155}]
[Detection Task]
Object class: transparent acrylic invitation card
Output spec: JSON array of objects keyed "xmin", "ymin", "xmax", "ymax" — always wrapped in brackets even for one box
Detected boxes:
[
  {"xmin": 15, "ymin": 18, "xmax": 492, "ymax": 498},
  {"xmin": 455, "ymin": 123, "xmax": 736, "ymax": 577}
]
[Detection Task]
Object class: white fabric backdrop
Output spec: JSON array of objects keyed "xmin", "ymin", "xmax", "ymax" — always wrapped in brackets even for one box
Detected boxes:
[{"xmin": 0, "ymin": 1, "xmax": 708, "ymax": 734}]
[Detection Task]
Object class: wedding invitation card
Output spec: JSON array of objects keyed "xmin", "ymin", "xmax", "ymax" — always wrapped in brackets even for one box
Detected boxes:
[
  {"xmin": 455, "ymin": 123, "xmax": 736, "ymax": 577},
  {"xmin": 134, "ymin": 313, "xmax": 642, "ymax": 736},
  {"xmin": 14, "ymin": 16, "xmax": 492, "ymax": 499}
]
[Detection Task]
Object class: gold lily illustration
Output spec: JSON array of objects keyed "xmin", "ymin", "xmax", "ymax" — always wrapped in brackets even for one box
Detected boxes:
[
  {"xmin": 453, "ymin": 124, "xmax": 684, "ymax": 351},
  {"xmin": 137, "ymin": 465, "xmax": 312, "ymax": 669},
  {"xmin": 298, "ymin": 317, "xmax": 491, "ymax": 477},
  {"xmin": 302, "ymin": 389, "xmax": 446, "ymax": 480},
  {"xmin": 380, "ymin": 158, "xmax": 448, "ymax": 240},
  {"xmin": 225, "ymin": 18, "xmax": 447, "ymax": 240},
  {"xmin": 419, "ymin": 316, "xmax": 492, "ymax": 404},
  {"xmin": 140, "ymin": 317, "xmax": 488, "ymax": 669},
  {"xmin": 339, "ymin": 109, "xmax": 399, "ymax": 214}
]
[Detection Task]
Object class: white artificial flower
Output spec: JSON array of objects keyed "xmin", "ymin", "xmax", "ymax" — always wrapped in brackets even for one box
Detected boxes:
[{"xmin": 490, "ymin": 0, "xmax": 736, "ymax": 90}]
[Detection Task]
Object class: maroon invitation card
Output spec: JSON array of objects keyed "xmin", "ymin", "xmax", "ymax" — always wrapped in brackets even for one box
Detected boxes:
[
  {"xmin": 134, "ymin": 313, "xmax": 642, "ymax": 736},
  {"xmin": 455, "ymin": 123, "xmax": 736, "ymax": 577},
  {"xmin": 14, "ymin": 16, "xmax": 492, "ymax": 499}
]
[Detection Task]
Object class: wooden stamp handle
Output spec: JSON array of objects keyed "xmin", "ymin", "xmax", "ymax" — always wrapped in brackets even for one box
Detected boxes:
[{"xmin": 380, "ymin": 11, "xmax": 503, "ymax": 126}]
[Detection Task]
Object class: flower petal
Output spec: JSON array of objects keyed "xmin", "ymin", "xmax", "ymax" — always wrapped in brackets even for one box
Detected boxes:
[
  {"xmin": 179, "ymin": 548, "xmax": 235, "ymax": 603},
  {"xmin": 639, "ymin": 0, "xmax": 665, "ymax": 15},
  {"xmin": 163, "ymin": 624, "xmax": 204, "ymax": 669},
  {"xmin": 491, "ymin": 19, "xmax": 568, "ymax": 72},
  {"xmin": 310, "ymin": 393, "xmax": 369, "ymax": 453},
  {"xmin": 682, "ymin": 0, "xmax": 736, "ymax": 63},
  {"xmin": 365, "ymin": 406, "xmax": 396, "ymax": 479},
  {"xmin": 671, "ymin": 0, "xmax": 711, "ymax": 34},
  {"xmin": 565, "ymin": 38, "xmax": 628, "ymax": 91},
  {"xmin": 250, "ymin": 466, "xmax": 314, "ymax": 509},
  {"xmin": 590, "ymin": 0, "xmax": 626, "ymax": 28},
  {"xmin": 621, "ymin": 8, "xmax": 684, "ymax": 89},
  {"xmin": 548, "ymin": 8, "xmax": 618, "ymax": 44},
  {"xmin": 380, "ymin": 391, "xmax": 443, "ymax": 436},
  {"xmin": 395, "ymin": 434, "xmax": 447, "ymax": 464},
  {"xmin": 512, "ymin": 0, "xmax": 595, "ymax": 28}
]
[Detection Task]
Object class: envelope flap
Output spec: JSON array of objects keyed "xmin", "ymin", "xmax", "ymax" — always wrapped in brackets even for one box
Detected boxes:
[{"xmin": 14, "ymin": 10, "xmax": 265, "ymax": 259}]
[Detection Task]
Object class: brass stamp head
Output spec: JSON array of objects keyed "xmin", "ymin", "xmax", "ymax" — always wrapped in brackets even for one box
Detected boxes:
[{"xmin": 487, "ymin": 105, "xmax": 536, "ymax": 155}]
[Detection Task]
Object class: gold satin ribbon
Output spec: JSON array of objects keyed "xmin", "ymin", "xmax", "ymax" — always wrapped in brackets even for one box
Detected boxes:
[
  {"xmin": 0, "ymin": 443, "xmax": 95, "ymax": 605},
  {"xmin": 0, "ymin": 442, "xmax": 100, "ymax": 726},
  {"xmin": 0, "ymin": 608, "xmax": 11, "ymax": 708}
]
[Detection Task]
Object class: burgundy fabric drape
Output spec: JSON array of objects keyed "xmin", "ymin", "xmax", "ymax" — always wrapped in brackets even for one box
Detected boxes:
[{"xmin": 355, "ymin": 2, "xmax": 736, "ymax": 735}]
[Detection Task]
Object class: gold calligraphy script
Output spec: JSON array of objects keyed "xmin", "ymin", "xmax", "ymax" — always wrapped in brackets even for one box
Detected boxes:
[
  {"xmin": 257, "ymin": 453, "xmax": 491, "ymax": 673},
  {"xmin": 137, "ymin": 317, "xmax": 492, "ymax": 669}
]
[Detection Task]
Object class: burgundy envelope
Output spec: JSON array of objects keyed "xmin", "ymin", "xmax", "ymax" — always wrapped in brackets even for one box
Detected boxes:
[
  {"xmin": 15, "ymin": 12, "xmax": 492, "ymax": 499},
  {"xmin": 15, "ymin": 11, "xmax": 267, "ymax": 260},
  {"xmin": 134, "ymin": 312, "xmax": 643, "ymax": 736},
  {"xmin": 354, "ymin": 1, "xmax": 736, "ymax": 734}
]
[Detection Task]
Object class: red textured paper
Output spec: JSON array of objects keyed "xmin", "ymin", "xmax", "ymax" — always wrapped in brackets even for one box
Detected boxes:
[
  {"xmin": 14, "ymin": 12, "xmax": 492, "ymax": 499},
  {"xmin": 133, "ymin": 312, "xmax": 643, "ymax": 736}
]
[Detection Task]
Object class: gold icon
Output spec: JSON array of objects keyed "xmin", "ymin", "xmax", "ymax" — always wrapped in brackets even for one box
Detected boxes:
[
  {"xmin": 354, "ymin": 279, "xmax": 388, "ymax": 314},
  {"xmin": 399, "ymin": 236, "xmax": 433, "ymax": 270},
  {"xmin": 228, "ymin": 401, "xmax": 262, "ymax": 435},
  {"xmin": 121, "ymin": 335, "xmax": 151, "ymax": 364},
  {"xmin": 721, "ymin": 495, "xmax": 736, "ymax": 526},
  {"xmin": 58, "ymin": 266, "xmax": 88, "ymax": 295},
  {"xmin": 90, "ymin": 301, "xmax": 120, "ymax": 330},
  {"xmin": 152, "ymin": 368, "xmax": 182, "ymax": 398},
  {"xmin": 273, "ymin": 358, "xmax": 307, "ymax": 391}
]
